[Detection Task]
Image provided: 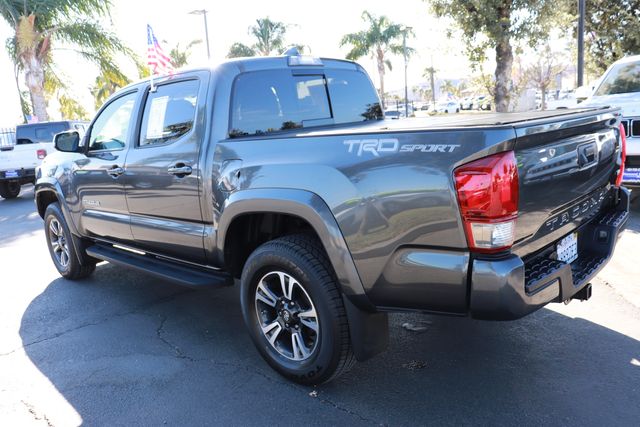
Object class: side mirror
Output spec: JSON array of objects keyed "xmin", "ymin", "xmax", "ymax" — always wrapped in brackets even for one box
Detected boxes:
[{"xmin": 54, "ymin": 131, "xmax": 81, "ymax": 153}]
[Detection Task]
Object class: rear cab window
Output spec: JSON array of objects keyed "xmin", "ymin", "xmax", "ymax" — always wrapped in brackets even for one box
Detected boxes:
[{"xmin": 229, "ymin": 67, "xmax": 381, "ymax": 138}]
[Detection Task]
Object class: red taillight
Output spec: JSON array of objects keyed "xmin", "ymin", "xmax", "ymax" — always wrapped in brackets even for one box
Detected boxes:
[
  {"xmin": 37, "ymin": 149, "xmax": 47, "ymax": 160},
  {"xmin": 454, "ymin": 151, "xmax": 519, "ymax": 253},
  {"xmin": 616, "ymin": 123, "xmax": 626, "ymax": 187}
]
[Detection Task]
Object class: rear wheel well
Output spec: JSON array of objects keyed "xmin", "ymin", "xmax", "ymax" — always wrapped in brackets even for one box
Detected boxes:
[
  {"xmin": 36, "ymin": 190, "xmax": 59, "ymax": 218},
  {"xmin": 223, "ymin": 213, "xmax": 322, "ymax": 279}
]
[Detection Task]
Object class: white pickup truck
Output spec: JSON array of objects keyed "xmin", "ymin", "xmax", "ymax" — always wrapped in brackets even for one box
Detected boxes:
[{"xmin": 0, "ymin": 121, "xmax": 87, "ymax": 199}]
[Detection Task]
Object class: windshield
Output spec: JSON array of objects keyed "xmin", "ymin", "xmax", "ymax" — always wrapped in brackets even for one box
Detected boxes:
[{"xmin": 594, "ymin": 60, "xmax": 640, "ymax": 96}]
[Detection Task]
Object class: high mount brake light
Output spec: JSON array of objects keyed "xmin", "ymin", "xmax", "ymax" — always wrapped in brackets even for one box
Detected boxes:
[
  {"xmin": 616, "ymin": 123, "xmax": 626, "ymax": 187},
  {"xmin": 454, "ymin": 151, "xmax": 519, "ymax": 253},
  {"xmin": 37, "ymin": 149, "xmax": 47, "ymax": 160}
]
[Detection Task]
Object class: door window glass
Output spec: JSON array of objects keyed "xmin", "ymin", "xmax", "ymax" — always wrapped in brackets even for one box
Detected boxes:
[
  {"xmin": 139, "ymin": 80, "xmax": 199, "ymax": 146},
  {"xmin": 88, "ymin": 92, "xmax": 137, "ymax": 151}
]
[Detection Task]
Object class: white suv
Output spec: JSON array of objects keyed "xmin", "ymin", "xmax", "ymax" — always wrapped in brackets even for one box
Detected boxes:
[{"xmin": 583, "ymin": 55, "xmax": 640, "ymax": 187}]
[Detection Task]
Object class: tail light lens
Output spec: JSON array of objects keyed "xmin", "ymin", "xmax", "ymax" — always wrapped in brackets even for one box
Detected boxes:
[
  {"xmin": 454, "ymin": 151, "xmax": 519, "ymax": 253},
  {"xmin": 616, "ymin": 123, "xmax": 626, "ymax": 187},
  {"xmin": 37, "ymin": 149, "xmax": 47, "ymax": 160}
]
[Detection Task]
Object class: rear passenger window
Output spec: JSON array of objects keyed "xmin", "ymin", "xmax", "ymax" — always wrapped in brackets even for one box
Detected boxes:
[
  {"xmin": 139, "ymin": 80, "xmax": 199, "ymax": 146},
  {"xmin": 327, "ymin": 70, "xmax": 382, "ymax": 123},
  {"xmin": 230, "ymin": 70, "xmax": 331, "ymax": 138},
  {"xmin": 230, "ymin": 69, "xmax": 382, "ymax": 138}
]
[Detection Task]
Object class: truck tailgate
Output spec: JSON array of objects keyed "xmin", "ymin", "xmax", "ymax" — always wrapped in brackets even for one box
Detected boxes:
[
  {"xmin": 511, "ymin": 108, "xmax": 622, "ymax": 258},
  {"xmin": 0, "ymin": 143, "xmax": 46, "ymax": 171}
]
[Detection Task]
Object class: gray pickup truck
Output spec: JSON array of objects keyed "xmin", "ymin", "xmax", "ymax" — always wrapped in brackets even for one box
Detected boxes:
[{"xmin": 35, "ymin": 53, "xmax": 629, "ymax": 384}]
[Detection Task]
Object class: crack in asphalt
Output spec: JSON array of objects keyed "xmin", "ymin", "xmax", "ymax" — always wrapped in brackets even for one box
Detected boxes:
[
  {"xmin": 152, "ymin": 315, "xmax": 379, "ymax": 425},
  {"xmin": 0, "ymin": 289, "xmax": 194, "ymax": 357},
  {"xmin": 21, "ymin": 400, "xmax": 54, "ymax": 427}
]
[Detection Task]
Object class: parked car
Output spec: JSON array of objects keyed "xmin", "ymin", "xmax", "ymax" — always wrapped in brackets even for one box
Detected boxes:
[
  {"xmin": 35, "ymin": 53, "xmax": 629, "ymax": 385},
  {"xmin": 435, "ymin": 100, "xmax": 460, "ymax": 113},
  {"xmin": 0, "ymin": 121, "xmax": 87, "ymax": 199},
  {"xmin": 384, "ymin": 110, "xmax": 401, "ymax": 119},
  {"xmin": 460, "ymin": 97, "xmax": 474, "ymax": 110},
  {"xmin": 545, "ymin": 91, "xmax": 579, "ymax": 110},
  {"xmin": 582, "ymin": 55, "xmax": 640, "ymax": 188}
]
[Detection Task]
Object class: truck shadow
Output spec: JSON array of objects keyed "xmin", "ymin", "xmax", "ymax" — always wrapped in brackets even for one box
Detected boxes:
[{"xmin": 18, "ymin": 263, "xmax": 640, "ymax": 425}]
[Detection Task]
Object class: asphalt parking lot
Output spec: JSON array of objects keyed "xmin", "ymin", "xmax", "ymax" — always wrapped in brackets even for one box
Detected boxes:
[{"xmin": 1, "ymin": 186, "xmax": 639, "ymax": 426}]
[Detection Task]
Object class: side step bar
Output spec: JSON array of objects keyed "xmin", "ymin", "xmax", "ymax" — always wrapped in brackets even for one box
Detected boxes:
[{"xmin": 86, "ymin": 244, "xmax": 233, "ymax": 288}]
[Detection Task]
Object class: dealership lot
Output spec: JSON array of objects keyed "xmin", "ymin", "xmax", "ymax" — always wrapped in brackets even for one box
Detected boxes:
[{"xmin": 1, "ymin": 186, "xmax": 639, "ymax": 426}]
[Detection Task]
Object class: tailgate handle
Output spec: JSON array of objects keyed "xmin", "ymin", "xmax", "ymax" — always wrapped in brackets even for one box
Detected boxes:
[{"xmin": 577, "ymin": 143, "xmax": 597, "ymax": 168}]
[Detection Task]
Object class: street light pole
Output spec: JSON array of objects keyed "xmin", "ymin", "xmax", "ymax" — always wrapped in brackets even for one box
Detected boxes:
[
  {"xmin": 189, "ymin": 9, "xmax": 211, "ymax": 60},
  {"xmin": 577, "ymin": 0, "xmax": 585, "ymax": 87},
  {"xmin": 403, "ymin": 31, "xmax": 408, "ymax": 117}
]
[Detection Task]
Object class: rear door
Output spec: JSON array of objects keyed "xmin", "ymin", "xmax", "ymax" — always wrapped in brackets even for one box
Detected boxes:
[
  {"xmin": 511, "ymin": 109, "xmax": 622, "ymax": 258},
  {"xmin": 123, "ymin": 75, "xmax": 207, "ymax": 263}
]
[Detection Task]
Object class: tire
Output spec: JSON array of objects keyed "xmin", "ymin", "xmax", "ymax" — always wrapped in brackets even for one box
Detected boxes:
[
  {"xmin": 44, "ymin": 202, "xmax": 96, "ymax": 280},
  {"xmin": 240, "ymin": 234, "xmax": 355, "ymax": 385},
  {"xmin": 456, "ymin": 108, "xmax": 460, "ymax": 113},
  {"xmin": 0, "ymin": 181, "xmax": 21, "ymax": 199}
]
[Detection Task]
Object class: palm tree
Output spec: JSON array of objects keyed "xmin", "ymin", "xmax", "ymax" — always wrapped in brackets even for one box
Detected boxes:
[
  {"xmin": 422, "ymin": 66, "xmax": 437, "ymax": 106},
  {"xmin": 1, "ymin": 1, "xmax": 132, "ymax": 122},
  {"xmin": 169, "ymin": 39, "xmax": 202, "ymax": 68},
  {"xmin": 227, "ymin": 18, "xmax": 295, "ymax": 58},
  {"xmin": 440, "ymin": 80, "xmax": 458, "ymax": 98},
  {"xmin": 91, "ymin": 70, "xmax": 131, "ymax": 110},
  {"xmin": 340, "ymin": 11, "xmax": 409, "ymax": 108}
]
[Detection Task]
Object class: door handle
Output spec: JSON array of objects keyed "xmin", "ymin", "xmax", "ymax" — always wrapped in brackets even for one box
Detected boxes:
[
  {"xmin": 107, "ymin": 166, "xmax": 125, "ymax": 177},
  {"xmin": 168, "ymin": 165, "xmax": 192, "ymax": 176}
]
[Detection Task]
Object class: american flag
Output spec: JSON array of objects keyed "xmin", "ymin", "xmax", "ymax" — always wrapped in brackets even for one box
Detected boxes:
[{"xmin": 147, "ymin": 24, "xmax": 174, "ymax": 76}]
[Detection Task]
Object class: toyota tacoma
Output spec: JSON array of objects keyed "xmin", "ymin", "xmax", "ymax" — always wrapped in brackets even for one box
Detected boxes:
[{"xmin": 35, "ymin": 53, "xmax": 629, "ymax": 384}]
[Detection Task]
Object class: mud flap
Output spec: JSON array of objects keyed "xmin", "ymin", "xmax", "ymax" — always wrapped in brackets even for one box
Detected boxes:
[{"xmin": 342, "ymin": 295, "xmax": 389, "ymax": 361}]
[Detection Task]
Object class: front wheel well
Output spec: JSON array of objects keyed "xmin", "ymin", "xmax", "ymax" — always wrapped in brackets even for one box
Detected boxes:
[
  {"xmin": 223, "ymin": 212, "xmax": 323, "ymax": 279},
  {"xmin": 36, "ymin": 190, "xmax": 59, "ymax": 218}
]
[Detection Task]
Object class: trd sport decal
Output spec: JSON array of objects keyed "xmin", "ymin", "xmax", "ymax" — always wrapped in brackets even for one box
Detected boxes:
[{"xmin": 344, "ymin": 138, "xmax": 460, "ymax": 156}]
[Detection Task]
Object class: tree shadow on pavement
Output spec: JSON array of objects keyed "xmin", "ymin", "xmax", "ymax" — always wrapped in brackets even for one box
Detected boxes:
[{"xmin": 18, "ymin": 263, "xmax": 640, "ymax": 426}]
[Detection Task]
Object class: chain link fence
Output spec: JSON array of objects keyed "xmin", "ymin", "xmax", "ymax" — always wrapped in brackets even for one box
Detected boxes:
[{"xmin": 0, "ymin": 128, "xmax": 16, "ymax": 150}]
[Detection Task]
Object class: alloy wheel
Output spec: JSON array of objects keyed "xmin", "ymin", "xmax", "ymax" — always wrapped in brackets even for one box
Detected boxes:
[
  {"xmin": 48, "ymin": 218, "xmax": 70, "ymax": 268},
  {"xmin": 254, "ymin": 271, "xmax": 320, "ymax": 361}
]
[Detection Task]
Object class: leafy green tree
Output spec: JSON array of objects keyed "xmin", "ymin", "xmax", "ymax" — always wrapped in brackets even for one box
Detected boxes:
[
  {"xmin": 427, "ymin": 0, "xmax": 569, "ymax": 112},
  {"xmin": 1, "ymin": 0, "xmax": 132, "ymax": 122},
  {"xmin": 169, "ymin": 39, "xmax": 202, "ymax": 68},
  {"xmin": 227, "ymin": 18, "xmax": 297, "ymax": 58},
  {"xmin": 584, "ymin": 0, "xmax": 640, "ymax": 76},
  {"xmin": 341, "ymin": 11, "xmax": 413, "ymax": 108},
  {"xmin": 227, "ymin": 42, "xmax": 257, "ymax": 58}
]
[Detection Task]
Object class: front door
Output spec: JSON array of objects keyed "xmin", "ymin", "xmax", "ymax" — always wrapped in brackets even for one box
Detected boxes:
[
  {"xmin": 72, "ymin": 90, "xmax": 139, "ymax": 242},
  {"xmin": 123, "ymin": 76, "xmax": 207, "ymax": 263}
]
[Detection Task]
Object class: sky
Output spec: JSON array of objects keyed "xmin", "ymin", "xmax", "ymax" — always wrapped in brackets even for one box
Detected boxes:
[{"xmin": 0, "ymin": 0, "xmax": 474, "ymax": 127}]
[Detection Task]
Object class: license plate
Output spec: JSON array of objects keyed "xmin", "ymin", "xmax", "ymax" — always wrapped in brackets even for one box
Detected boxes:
[
  {"xmin": 557, "ymin": 232, "xmax": 578, "ymax": 264},
  {"xmin": 623, "ymin": 167, "xmax": 640, "ymax": 183},
  {"xmin": 4, "ymin": 170, "xmax": 18, "ymax": 178}
]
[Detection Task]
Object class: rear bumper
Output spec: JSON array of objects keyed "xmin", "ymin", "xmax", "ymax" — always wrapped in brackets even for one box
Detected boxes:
[
  {"xmin": 469, "ymin": 187, "xmax": 630, "ymax": 320},
  {"xmin": 0, "ymin": 168, "xmax": 36, "ymax": 183}
]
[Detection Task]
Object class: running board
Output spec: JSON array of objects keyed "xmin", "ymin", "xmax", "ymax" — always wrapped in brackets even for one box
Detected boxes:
[{"xmin": 86, "ymin": 244, "xmax": 233, "ymax": 288}]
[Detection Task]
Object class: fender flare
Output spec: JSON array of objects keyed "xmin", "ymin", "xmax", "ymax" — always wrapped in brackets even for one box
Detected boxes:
[
  {"xmin": 217, "ymin": 188, "xmax": 373, "ymax": 310},
  {"xmin": 34, "ymin": 180, "xmax": 79, "ymax": 235}
]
